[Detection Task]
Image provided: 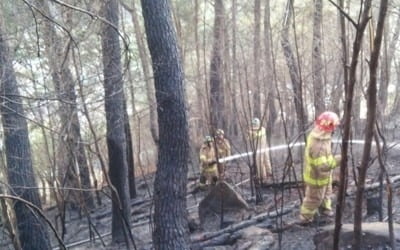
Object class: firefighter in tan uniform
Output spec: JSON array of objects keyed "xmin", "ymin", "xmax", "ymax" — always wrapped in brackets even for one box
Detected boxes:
[
  {"xmin": 248, "ymin": 118, "xmax": 272, "ymax": 184},
  {"xmin": 300, "ymin": 111, "xmax": 341, "ymax": 223},
  {"xmin": 199, "ymin": 136, "xmax": 218, "ymax": 187},
  {"xmin": 214, "ymin": 129, "xmax": 231, "ymax": 179}
]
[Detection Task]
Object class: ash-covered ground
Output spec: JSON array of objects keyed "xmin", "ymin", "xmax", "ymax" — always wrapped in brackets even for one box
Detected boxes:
[{"xmin": 1, "ymin": 141, "xmax": 397, "ymax": 250}]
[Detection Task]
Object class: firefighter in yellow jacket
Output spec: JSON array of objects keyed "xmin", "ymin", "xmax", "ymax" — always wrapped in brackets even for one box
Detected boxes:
[
  {"xmin": 248, "ymin": 118, "xmax": 272, "ymax": 184},
  {"xmin": 214, "ymin": 129, "xmax": 231, "ymax": 179},
  {"xmin": 199, "ymin": 135, "xmax": 218, "ymax": 186},
  {"xmin": 300, "ymin": 111, "xmax": 341, "ymax": 223}
]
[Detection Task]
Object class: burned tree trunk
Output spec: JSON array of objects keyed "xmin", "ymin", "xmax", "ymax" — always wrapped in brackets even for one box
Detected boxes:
[
  {"xmin": 0, "ymin": 21, "xmax": 51, "ymax": 250},
  {"xmin": 141, "ymin": 0, "xmax": 190, "ymax": 249},
  {"xmin": 312, "ymin": 0, "xmax": 325, "ymax": 116},
  {"xmin": 280, "ymin": 0, "xmax": 307, "ymax": 134},
  {"xmin": 124, "ymin": 0, "xmax": 159, "ymax": 145},
  {"xmin": 35, "ymin": 0, "xmax": 94, "ymax": 210},
  {"xmin": 353, "ymin": 0, "xmax": 388, "ymax": 248},
  {"xmin": 253, "ymin": 0, "xmax": 261, "ymax": 118},
  {"xmin": 333, "ymin": 0, "xmax": 372, "ymax": 248},
  {"xmin": 101, "ymin": 0, "xmax": 131, "ymax": 244},
  {"xmin": 209, "ymin": 0, "xmax": 226, "ymax": 130},
  {"xmin": 378, "ymin": 11, "xmax": 400, "ymax": 115},
  {"xmin": 264, "ymin": 0, "xmax": 277, "ymax": 138}
]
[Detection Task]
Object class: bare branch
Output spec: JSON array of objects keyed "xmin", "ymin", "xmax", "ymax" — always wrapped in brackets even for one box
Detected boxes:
[
  {"xmin": 49, "ymin": 0, "xmax": 130, "ymax": 52},
  {"xmin": 0, "ymin": 194, "xmax": 66, "ymax": 250},
  {"xmin": 328, "ymin": 0, "xmax": 358, "ymax": 28}
]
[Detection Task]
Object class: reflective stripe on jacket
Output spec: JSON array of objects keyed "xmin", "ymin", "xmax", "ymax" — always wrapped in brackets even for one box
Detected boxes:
[{"xmin": 303, "ymin": 129, "xmax": 337, "ymax": 187}]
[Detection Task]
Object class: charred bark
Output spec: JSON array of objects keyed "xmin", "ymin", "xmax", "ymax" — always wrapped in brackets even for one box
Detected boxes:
[
  {"xmin": 312, "ymin": 0, "xmax": 325, "ymax": 115},
  {"xmin": 353, "ymin": 0, "xmax": 388, "ymax": 248},
  {"xmin": 141, "ymin": 0, "xmax": 190, "ymax": 249},
  {"xmin": 280, "ymin": 0, "xmax": 306, "ymax": 135},
  {"xmin": 264, "ymin": 0, "xmax": 277, "ymax": 138},
  {"xmin": 101, "ymin": 0, "xmax": 131, "ymax": 244},
  {"xmin": 35, "ymin": 0, "xmax": 94, "ymax": 210},
  {"xmin": 333, "ymin": 0, "xmax": 372, "ymax": 248},
  {"xmin": 209, "ymin": 0, "xmax": 226, "ymax": 130},
  {"xmin": 253, "ymin": 0, "xmax": 261, "ymax": 118},
  {"xmin": 0, "ymin": 22, "xmax": 52, "ymax": 250}
]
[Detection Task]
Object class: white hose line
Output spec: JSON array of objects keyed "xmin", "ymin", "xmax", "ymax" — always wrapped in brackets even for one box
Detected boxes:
[{"xmin": 218, "ymin": 140, "xmax": 400, "ymax": 163}]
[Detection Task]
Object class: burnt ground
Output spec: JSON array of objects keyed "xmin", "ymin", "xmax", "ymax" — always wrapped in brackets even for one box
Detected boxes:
[{"xmin": 1, "ymin": 143, "xmax": 399, "ymax": 250}]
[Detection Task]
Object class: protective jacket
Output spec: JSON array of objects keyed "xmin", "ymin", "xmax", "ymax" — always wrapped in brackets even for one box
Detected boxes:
[
  {"xmin": 215, "ymin": 138, "xmax": 231, "ymax": 177},
  {"xmin": 303, "ymin": 128, "xmax": 339, "ymax": 187},
  {"xmin": 199, "ymin": 142, "xmax": 218, "ymax": 185},
  {"xmin": 300, "ymin": 127, "xmax": 341, "ymax": 222},
  {"xmin": 248, "ymin": 126, "xmax": 272, "ymax": 181}
]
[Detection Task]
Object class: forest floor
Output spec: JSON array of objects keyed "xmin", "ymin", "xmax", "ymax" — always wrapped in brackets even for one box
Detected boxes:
[{"xmin": 2, "ymin": 142, "xmax": 398, "ymax": 250}]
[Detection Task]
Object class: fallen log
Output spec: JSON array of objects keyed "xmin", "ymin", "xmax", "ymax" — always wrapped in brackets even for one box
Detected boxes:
[
  {"xmin": 364, "ymin": 174, "xmax": 400, "ymax": 191},
  {"xmin": 261, "ymin": 180, "xmax": 304, "ymax": 189},
  {"xmin": 191, "ymin": 232, "xmax": 241, "ymax": 250},
  {"xmin": 346, "ymin": 174, "xmax": 400, "ymax": 196},
  {"xmin": 191, "ymin": 203, "xmax": 296, "ymax": 244}
]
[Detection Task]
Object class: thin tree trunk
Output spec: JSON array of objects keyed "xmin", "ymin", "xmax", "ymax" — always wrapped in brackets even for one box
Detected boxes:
[
  {"xmin": 264, "ymin": 0, "xmax": 277, "ymax": 139},
  {"xmin": 333, "ymin": 1, "xmax": 372, "ymax": 248},
  {"xmin": 124, "ymin": 100, "xmax": 136, "ymax": 198},
  {"xmin": 36, "ymin": 0, "xmax": 94, "ymax": 210},
  {"xmin": 253, "ymin": 0, "xmax": 261, "ymax": 118},
  {"xmin": 194, "ymin": 0, "xmax": 205, "ymax": 138},
  {"xmin": 101, "ymin": 0, "xmax": 131, "ymax": 244},
  {"xmin": 312, "ymin": 0, "xmax": 325, "ymax": 116},
  {"xmin": 123, "ymin": 0, "xmax": 159, "ymax": 145},
  {"xmin": 353, "ymin": 1, "xmax": 388, "ymax": 248},
  {"xmin": 141, "ymin": 0, "xmax": 190, "ymax": 248},
  {"xmin": 230, "ymin": 0, "xmax": 239, "ymax": 136},
  {"xmin": 280, "ymin": 0, "xmax": 306, "ymax": 135},
  {"xmin": 379, "ymin": 11, "xmax": 400, "ymax": 115},
  {"xmin": 391, "ymin": 61, "xmax": 400, "ymax": 115},
  {"xmin": 0, "ymin": 21, "xmax": 52, "ymax": 250},
  {"xmin": 209, "ymin": 0, "xmax": 226, "ymax": 130}
]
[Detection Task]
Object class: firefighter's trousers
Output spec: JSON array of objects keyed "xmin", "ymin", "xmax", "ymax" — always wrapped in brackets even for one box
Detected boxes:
[
  {"xmin": 300, "ymin": 183, "xmax": 332, "ymax": 222},
  {"xmin": 200, "ymin": 165, "xmax": 218, "ymax": 186}
]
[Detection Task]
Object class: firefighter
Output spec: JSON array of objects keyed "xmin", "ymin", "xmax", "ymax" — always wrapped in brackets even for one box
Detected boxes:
[
  {"xmin": 199, "ymin": 135, "xmax": 218, "ymax": 187},
  {"xmin": 214, "ymin": 129, "xmax": 231, "ymax": 179},
  {"xmin": 248, "ymin": 117, "xmax": 272, "ymax": 184},
  {"xmin": 299, "ymin": 111, "xmax": 341, "ymax": 223}
]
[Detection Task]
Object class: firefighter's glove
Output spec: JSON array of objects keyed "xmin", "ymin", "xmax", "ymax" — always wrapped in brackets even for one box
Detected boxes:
[
  {"xmin": 334, "ymin": 155, "xmax": 342, "ymax": 166},
  {"xmin": 208, "ymin": 160, "xmax": 217, "ymax": 166}
]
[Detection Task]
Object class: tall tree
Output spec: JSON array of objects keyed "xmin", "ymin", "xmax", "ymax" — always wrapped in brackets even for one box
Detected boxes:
[
  {"xmin": 141, "ymin": 0, "xmax": 190, "ymax": 248},
  {"xmin": 229, "ymin": 0, "xmax": 240, "ymax": 136},
  {"xmin": 35, "ymin": 0, "xmax": 94, "ymax": 211},
  {"xmin": 113, "ymin": 0, "xmax": 138, "ymax": 199},
  {"xmin": 124, "ymin": 101, "xmax": 136, "ymax": 198},
  {"xmin": 280, "ymin": 0, "xmax": 307, "ymax": 134},
  {"xmin": 121, "ymin": 0, "xmax": 159, "ymax": 145},
  {"xmin": 312, "ymin": 0, "xmax": 325, "ymax": 115},
  {"xmin": 333, "ymin": 0, "xmax": 372, "ymax": 249},
  {"xmin": 194, "ymin": 0, "xmax": 205, "ymax": 137},
  {"xmin": 253, "ymin": 0, "xmax": 262, "ymax": 118},
  {"xmin": 264, "ymin": 0, "xmax": 277, "ymax": 137},
  {"xmin": 378, "ymin": 9, "xmax": 400, "ymax": 115},
  {"xmin": 209, "ymin": 0, "xmax": 226, "ymax": 130},
  {"xmin": 353, "ymin": 0, "xmax": 388, "ymax": 248},
  {"xmin": 0, "ymin": 19, "xmax": 51, "ymax": 250},
  {"xmin": 101, "ymin": 0, "xmax": 131, "ymax": 243}
]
